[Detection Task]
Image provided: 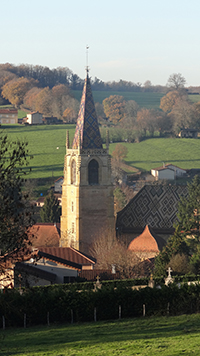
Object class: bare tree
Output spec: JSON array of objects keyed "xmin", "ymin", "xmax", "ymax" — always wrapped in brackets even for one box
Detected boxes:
[
  {"xmin": 167, "ymin": 73, "xmax": 186, "ymax": 90},
  {"xmin": 90, "ymin": 229, "xmax": 140, "ymax": 278}
]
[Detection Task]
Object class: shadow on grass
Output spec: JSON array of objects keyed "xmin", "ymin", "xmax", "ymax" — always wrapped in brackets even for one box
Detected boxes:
[{"xmin": 1, "ymin": 315, "xmax": 200, "ymax": 355}]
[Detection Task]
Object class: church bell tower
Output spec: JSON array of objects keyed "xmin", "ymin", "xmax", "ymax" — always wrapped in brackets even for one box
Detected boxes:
[{"xmin": 61, "ymin": 69, "xmax": 114, "ymax": 254}]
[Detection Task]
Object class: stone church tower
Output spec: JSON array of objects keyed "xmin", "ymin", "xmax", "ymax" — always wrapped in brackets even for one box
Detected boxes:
[{"xmin": 61, "ymin": 69, "xmax": 114, "ymax": 254}]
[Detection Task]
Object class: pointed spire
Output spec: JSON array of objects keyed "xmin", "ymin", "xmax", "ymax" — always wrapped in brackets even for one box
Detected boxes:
[{"xmin": 72, "ymin": 71, "xmax": 103, "ymax": 150}]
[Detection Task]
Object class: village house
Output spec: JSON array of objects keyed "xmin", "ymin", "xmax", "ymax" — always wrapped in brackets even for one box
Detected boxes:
[
  {"xmin": 151, "ymin": 165, "xmax": 175, "ymax": 180},
  {"xmin": 26, "ymin": 112, "xmax": 43, "ymax": 125},
  {"xmin": 0, "ymin": 108, "xmax": 18, "ymax": 124},
  {"xmin": 178, "ymin": 128, "xmax": 198, "ymax": 138},
  {"xmin": 14, "ymin": 247, "xmax": 96, "ymax": 287}
]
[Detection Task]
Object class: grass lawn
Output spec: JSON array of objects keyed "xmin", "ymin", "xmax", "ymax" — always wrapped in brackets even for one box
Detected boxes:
[
  {"xmin": 110, "ymin": 138, "xmax": 200, "ymax": 173},
  {"xmin": 1, "ymin": 314, "xmax": 200, "ymax": 355},
  {"xmin": 72, "ymin": 90, "xmax": 164, "ymax": 109},
  {"xmin": 1, "ymin": 124, "xmax": 200, "ymax": 182}
]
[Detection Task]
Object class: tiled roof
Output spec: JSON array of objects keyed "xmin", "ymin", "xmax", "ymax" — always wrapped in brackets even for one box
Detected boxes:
[
  {"xmin": 0, "ymin": 109, "xmax": 18, "ymax": 114},
  {"xmin": 72, "ymin": 72, "xmax": 103, "ymax": 150},
  {"xmin": 38, "ymin": 247, "xmax": 96, "ymax": 266},
  {"xmin": 29, "ymin": 223, "xmax": 60, "ymax": 248},
  {"xmin": 116, "ymin": 184, "xmax": 188, "ymax": 234},
  {"xmin": 152, "ymin": 166, "xmax": 174, "ymax": 172},
  {"xmin": 15, "ymin": 262, "xmax": 56, "ymax": 282},
  {"xmin": 128, "ymin": 225, "xmax": 166, "ymax": 252}
]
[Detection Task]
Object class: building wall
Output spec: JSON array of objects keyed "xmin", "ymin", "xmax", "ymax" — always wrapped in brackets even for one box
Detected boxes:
[
  {"xmin": 166, "ymin": 165, "xmax": 186, "ymax": 177},
  {"xmin": 27, "ymin": 112, "xmax": 43, "ymax": 124},
  {"xmin": 61, "ymin": 148, "xmax": 114, "ymax": 254},
  {"xmin": 0, "ymin": 112, "xmax": 18, "ymax": 124}
]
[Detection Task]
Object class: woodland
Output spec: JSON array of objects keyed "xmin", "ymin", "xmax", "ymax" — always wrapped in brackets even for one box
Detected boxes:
[{"xmin": 1, "ymin": 63, "xmax": 200, "ymax": 139}]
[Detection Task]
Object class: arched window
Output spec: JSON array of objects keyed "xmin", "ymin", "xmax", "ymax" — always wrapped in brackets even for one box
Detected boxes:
[
  {"xmin": 88, "ymin": 159, "xmax": 99, "ymax": 185},
  {"xmin": 71, "ymin": 160, "xmax": 76, "ymax": 184}
]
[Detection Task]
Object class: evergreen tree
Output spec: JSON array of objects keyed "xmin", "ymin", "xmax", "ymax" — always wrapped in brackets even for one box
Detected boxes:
[
  {"xmin": 40, "ymin": 190, "xmax": 60, "ymax": 223},
  {"xmin": 0, "ymin": 132, "xmax": 34, "ymax": 264},
  {"xmin": 154, "ymin": 176, "xmax": 200, "ymax": 276}
]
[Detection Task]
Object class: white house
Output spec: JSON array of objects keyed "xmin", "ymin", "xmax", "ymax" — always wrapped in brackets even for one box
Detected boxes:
[
  {"xmin": 26, "ymin": 112, "xmax": 43, "ymax": 125},
  {"xmin": 14, "ymin": 247, "xmax": 96, "ymax": 287},
  {"xmin": 151, "ymin": 166, "xmax": 175, "ymax": 180},
  {"xmin": 54, "ymin": 177, "xmax": 64, "ymax": 193},
  {"xmin": 165, "ymin": 164, "xmax": 186, "ymax": 177}
]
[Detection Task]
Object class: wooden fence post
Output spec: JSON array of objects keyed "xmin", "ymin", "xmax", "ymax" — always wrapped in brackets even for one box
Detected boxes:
[
  {"xmin": 143, "ymin": 304, "xmax": 145, "ymax": 317},
  {"xmin": 167, "ymin": 302, "xmax": 170, "ymax": 315},
  {"xmin": 119, "ymin": 305, "xmax": 121, "ymax": 320}
]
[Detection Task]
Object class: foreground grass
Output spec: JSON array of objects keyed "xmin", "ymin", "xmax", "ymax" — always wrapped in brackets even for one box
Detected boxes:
[{"xmin": 1, "ymin": 314, "xmax": 200, "ymax": 355}]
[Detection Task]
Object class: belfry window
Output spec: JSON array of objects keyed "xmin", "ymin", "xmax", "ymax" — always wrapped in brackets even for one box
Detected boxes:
[
  {"xmin": 71, "ymin": 160, "xmax": 76, "ymax": 184},
  {"xmin": 88, "ymin": 159, "xmax": 99, "ymax": 185}
]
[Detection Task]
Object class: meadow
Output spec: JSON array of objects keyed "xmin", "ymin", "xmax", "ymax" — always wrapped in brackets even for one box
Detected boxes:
[
  {"xmin": 1, "ymin": 314, "xmax": 200, "ymax": 355},
  {"xmin": 1, "ymin": 124, "xmax": 200, "ymax": 193},
  {"xmin": 72, "ymin": 90, "xmax": 164, "ymax": 109}
]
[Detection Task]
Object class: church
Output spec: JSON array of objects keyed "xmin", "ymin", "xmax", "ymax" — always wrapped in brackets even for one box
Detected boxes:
[{"xmin": 60, "ymin": 69, "xmax": 115, "ymax": 254}]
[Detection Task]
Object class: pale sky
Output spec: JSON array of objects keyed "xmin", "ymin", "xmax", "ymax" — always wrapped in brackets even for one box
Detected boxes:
[{"xmin": 1, "ymin": 0, "xmax": 200, "ymax": 86}]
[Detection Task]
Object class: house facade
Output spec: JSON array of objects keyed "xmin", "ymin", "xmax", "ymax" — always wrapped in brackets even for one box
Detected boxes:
[
  {"xmin": 26, "ymin": 112, "xmax": 43, "ymax": 124},
  {"xmin": 151, "ymin": 166, "xmax": 175, "ymax": 180},
  {"xmin": 0, "ymin": 109, "xmax": 18, "ymax": 124}
]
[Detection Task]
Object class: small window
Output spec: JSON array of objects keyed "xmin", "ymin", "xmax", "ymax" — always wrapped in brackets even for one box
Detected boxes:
[
  {"xmin": 71, "ymin": 160, "xmax": 76, "ymax": 184},
  {"xmin": 88, "ymin": 159, "xmax": 99, "ymax": 185},
  {"xmin": 72, "ymin": 222, "xmax": 75, "ymax": 234},
  {"xmin": 72, "ymin": 201, "xmax": 74, "ymax": 212}
]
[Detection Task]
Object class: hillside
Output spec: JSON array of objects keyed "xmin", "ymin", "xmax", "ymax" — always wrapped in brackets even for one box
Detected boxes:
[{"xmin": 1, "ymin": 125, "xmax": 200, "ymax": 189}]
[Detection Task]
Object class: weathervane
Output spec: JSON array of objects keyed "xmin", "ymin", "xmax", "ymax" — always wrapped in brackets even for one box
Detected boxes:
[{"xmin": 86, "ymin": 45, "xmax": 89, "ymax": 73}]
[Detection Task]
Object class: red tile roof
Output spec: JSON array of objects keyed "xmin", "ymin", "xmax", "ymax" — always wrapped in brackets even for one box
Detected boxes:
[
  {"xmin": 29, "ymin": 223, "xmax": 60, "ymax": 248},
  {"xmin": 128, "ymin": 225, "xmax": 166, "ymax": 252},
  {"xmin": 0, "ymin": 109, "xmax": 18, "ymax": 114},
  {"xmin": 38, "ymin": 247, "xmax": 96, "ymax": 266}
]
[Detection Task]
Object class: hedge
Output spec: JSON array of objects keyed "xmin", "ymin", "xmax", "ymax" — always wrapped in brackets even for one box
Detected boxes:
[{"xmin": 1, "ymin": 282, "xmax": 200, "ymax": 327}]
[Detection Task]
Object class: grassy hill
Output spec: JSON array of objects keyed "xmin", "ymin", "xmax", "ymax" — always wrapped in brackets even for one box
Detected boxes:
[
  {"xmin": 72, "ymin": 90, "xmax": 164, "ymax": 109},
  {"xmin": 1, "ymin": 314, "xmax": 200, "ymax": 355},
  {"xmin": 1, "ymin": 124, "xmax": 200, "ymax": 185},
  {"xmin": 72, "ymin": 91, "xmax": 200, "ymax": 109}
]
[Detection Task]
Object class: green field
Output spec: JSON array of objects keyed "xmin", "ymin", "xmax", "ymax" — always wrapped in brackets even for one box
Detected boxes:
[
  {"xmin": 72, "ymin": 90, "xmax": 164, "ymax": 109},
  {"xmin": 110, "ymin": 138, "xmax": 200, "ymax": 172},
  {"xmin": 1, "ymin": 314, "xmax": 200, "ymax": 355},
  {"xmin": 1, "ymin": 125, "xmax": 200, "ymax": 183}
]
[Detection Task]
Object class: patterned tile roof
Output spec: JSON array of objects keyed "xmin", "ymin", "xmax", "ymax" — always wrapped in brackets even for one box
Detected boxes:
[
  {"xmin": 72, "ymin": 72, "xmax": 102, "ymax": 149},
  {"xmin": 128, "ymin": 225, "xmax": 166, "ymax": 252},
  {"xmin": 116, "ymin": 184, "xmax": 188, "ymax": 233}
]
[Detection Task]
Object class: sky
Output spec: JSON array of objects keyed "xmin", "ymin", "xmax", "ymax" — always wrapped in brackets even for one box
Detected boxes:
[{"xmin": 1, "ymin": 0, "xmax": 200, "ymax": 86}]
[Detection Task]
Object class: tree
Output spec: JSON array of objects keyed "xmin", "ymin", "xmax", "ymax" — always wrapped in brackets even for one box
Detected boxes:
[
  {"xmin": 167, "ymin": 73, "xmax": 186, "ymax": 90},
  {"xmin": 103, "ymin": 95, "xmax": 126, "ymax": 124},
  {"xmin": 114, "ymin": 187, "xmax": 127, "ymax": 212},
  {"xmin": 154, "ymin": 176, "xmax": 200, "ymax": 276},
  {"xmin": 40, "ymin": 190, "xmax": 60, "ymax": 223},
  {"xmin": 170, "ymin": 97, "xmax": 195, "ymax": 134},
  {"xmin": 0, "ymin": 132, "xmax": 34, "ymax": 266},
  {"xmin": 2, "ymin": 77, "xmax": 37, "ymax": 107},
  {"xmin": 90, "ymin": 228, "xmax": 140, "ymax": 278},
  {"xmin": 160, "ymin": 91, "xmax": 179, "ymax": 113},
  {"xmin": 136, "ymin": 108, "xmax": 160, "ymax": 136},
  {"xmin": 112, "ymin": 144, "xmax": 128, "ymax": 163}
]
